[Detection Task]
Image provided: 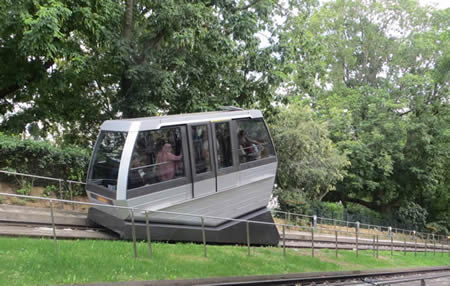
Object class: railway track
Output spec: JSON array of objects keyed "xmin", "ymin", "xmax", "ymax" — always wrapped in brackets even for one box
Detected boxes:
[
  {"xmin": 79, "ymin": 267, "xmax": 450, "ymax": 286},
  {"xmin": 1, "ymin": 205, "xmax": 449, "ymax": 254}
]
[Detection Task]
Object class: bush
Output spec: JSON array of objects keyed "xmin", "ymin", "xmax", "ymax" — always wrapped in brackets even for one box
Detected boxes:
[
  {"xmin": 0, "ymin": 133, "xmax": 90, "ymax": 197},
  {"xmin": 396, "ymin": 202, "xmax": 428, "ymax": 230},
  {"xmin": 276, "ymin": 188, "xmax": 312, "ymax": 216},
  {"xmin": 425, "ymin": 222, "xmax": 448, "ymax": 235}
]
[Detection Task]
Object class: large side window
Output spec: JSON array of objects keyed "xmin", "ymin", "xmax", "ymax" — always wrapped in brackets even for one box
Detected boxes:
[
  {"xmin": 215, "ymin": 122, "xmax": 233, "ymax": 169},
  {"xmin": 128, "ymin": 127, "xmax": 185, "ymax": 189},
  {"xmin": 88, "ymin": 131, "xmax": 127, "ymax": 191},
  {"xmin": 191, "ymin": 125, "xmax": 211, "ymax": 174},
  {"xmin": 236, "ymin": 118, "xmax": 275, "ymax": 163}
]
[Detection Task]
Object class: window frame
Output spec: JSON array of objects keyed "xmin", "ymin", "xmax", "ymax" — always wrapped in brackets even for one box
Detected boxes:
[
  {"xmin": 234, "ymin": 118, "xmax": 277, "ymax": 171},
  {"xmin": 126, "ymin": 125, "xmax": 192, "ymax": 199},
  {"xmin": 212, "ymin": 120, "xmax": 239, "ymax": 176},
  {"xmin": 86, "ymin": 131, "xmax": 128, "ymax": 200},
  {"xmin": 187, "ymin": 122, "xmax": 216, "ymax": 182}
]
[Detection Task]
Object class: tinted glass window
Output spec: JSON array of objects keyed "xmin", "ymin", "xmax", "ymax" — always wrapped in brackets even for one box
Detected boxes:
[
  {"xmin": 215, "ymin": 122, "xmax": 233, "ymax": 169},
  {"xmin": 191, "ymin": 125, "xmax": 211, "ymax": 174},
  {"xmin": 89, "ymin": 131, "xmax": 127, "ymax": 191},
  {"xmin": 128, "ymin": 127, "xmax": 185, "ymax": 189},
  {"xmin": 236, "ymin": 118, "xmax": 275, "ymax": 163}
]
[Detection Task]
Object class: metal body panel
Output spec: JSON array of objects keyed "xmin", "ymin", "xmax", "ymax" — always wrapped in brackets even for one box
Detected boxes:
[
  {"xmin": 127, "ymin": 184, "xmax": 192, "ymax": 210},
  {"xmin": 88, "ymin": 206, "xmax": 280, "ymax": 245},
  {"xmin": 116, "ymin": 130, "xmax": 138, "ymax": 200},
  {"xmin": 87, "ymin": 110, "xmax": 278, "ymax": 242},
  {"xmin": 131, "ymin": 162, "xmax": 277, "ymax": 226},
  {"xmin": 100, "ymin": 110, "xmax": 262, "ymax": 132},
  {"xmin": 192, "ymin": 177, "xmax": 215, "ymax": 198},
  {"xmin": 217, "ymin": 171, "xmax": 239, "ymax": 192}
]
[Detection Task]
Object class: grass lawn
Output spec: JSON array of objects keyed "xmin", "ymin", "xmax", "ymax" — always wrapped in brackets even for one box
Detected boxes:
[{"xmin": 0, "ymin": 237, "xmax": 449, "ymax": 286}]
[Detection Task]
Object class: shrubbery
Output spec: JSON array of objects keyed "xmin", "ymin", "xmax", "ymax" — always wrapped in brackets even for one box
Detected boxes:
[{"xmin": 0, "ymin": 133, "xmax": 90, "ymax": 196}]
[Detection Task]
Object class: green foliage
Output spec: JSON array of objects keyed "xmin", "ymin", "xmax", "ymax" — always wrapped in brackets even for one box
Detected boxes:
[
  {"xmin": 269, "ymin": 102, "xmax": 349, "ymax": 201},
  {"xmin": 277, "ymin": 0, "xmax": 449, "ymax": 229},
  {"xmin": 16, "ymin": 181, "xmax": 32, "ymax": 196},
  {"xmin": 425, "ymin": 222, "xmax": 448, "ymax": 236},
  {"xmin": 0, "ymin": 0, "xmax": 284, "ymax": 145},
  {"xmin": 0, "ymin": 0, "xmax": 448, "ymax": 231},
  {"xmin": 43, "ymin": 185, "xmax": 58, "ymax": 198},
  {"xmin": 276, "ymin": 188, "xmax": 312, "ymax": 216},
  {"xmin": 10, "ymin": 197, "xmax": 27, "ymax": 206},
  {"xmin": 0, "ymin": 133, "xmax": 90, "ymax": 196},
  {"xmin": 396, "ymin": 202, "xmax": 428, "ymax": 231}
]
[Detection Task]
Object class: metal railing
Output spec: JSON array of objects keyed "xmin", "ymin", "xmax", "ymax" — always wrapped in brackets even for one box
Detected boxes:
[
  {"xmin": 0, "ymin": 170, "xmax": 84, "ymax": 210},
  {"xmin": 0, "ymin": 170, "xmax": 449, "ymax": 260},
  {"xmin": 1, "ymin": 191, "xmax": 450, "ymax": 260},
  {"xmin": 272, "ymin": 209, "xmax": 447, "ymax": 246}
]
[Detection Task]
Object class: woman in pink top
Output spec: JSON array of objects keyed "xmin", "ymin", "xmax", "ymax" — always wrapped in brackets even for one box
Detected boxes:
[{"xmin": 156, "ymin": 143, "xmax": 182, "ymax": 182}]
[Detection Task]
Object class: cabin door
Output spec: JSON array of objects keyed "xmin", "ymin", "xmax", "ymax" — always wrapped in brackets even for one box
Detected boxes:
[
  {"xmin": 188, "ymin": 123, "xmax": 216, "ymax": 198},
  {"xmin": 212, "ymin": 121, "xmax": 239, "ymax": 193}
]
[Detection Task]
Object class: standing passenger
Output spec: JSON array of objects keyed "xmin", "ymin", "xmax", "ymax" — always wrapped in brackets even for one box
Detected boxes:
[{"xmin": 156, "ymin": 143, "xmax": 182, "ymax": 181}]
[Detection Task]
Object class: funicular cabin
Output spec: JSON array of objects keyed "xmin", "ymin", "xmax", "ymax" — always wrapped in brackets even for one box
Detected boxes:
[{"xmin": 86, "ymin": 109, "xmax": 279, "ymax": 245}]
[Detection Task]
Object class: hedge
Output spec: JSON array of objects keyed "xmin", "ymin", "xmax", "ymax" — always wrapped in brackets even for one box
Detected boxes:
[{"xmin": 0, "ymin": 133, "xmax": 91, "ymax": 196}]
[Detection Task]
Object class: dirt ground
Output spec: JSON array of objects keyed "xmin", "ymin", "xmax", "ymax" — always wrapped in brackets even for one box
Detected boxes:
[{"xmin": 0, "ymin": 181, "xmax": 90, "ymax": 213}]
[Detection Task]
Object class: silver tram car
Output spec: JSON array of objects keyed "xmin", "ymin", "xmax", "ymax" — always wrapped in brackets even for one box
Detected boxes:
[{"xmin": 86, "ymin": 109, "xmax": 279, "ymax": 245}]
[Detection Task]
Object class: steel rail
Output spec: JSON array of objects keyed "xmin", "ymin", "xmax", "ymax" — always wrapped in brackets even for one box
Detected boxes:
[
  {"xmin": 1, "ymin": 170, "xmax": 445, "ymax": 243},
  {"xmin": 80, "ymin": 267, "xmax": 450, "ymax": 286},
  {"xmin": 1, "ymin": 193, "xmax": 448, "ymax": 252}
]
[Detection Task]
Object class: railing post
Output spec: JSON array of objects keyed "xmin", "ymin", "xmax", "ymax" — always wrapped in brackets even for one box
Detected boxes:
[
  {"xmin": 58, "ymin": 179, "xmax": 62, "ymax": 207},
  {"xmin": 356, "ymin": 221, "xmax": 360, "ymax": 235},
  {"xmin": 414, "ymin": 231, "xmax": 417, "ymax": 257},
  {"xmin": 373, "ymin": 235, "xmax": 376, "ymax": 257},
  {"xmin": 69, "ymin": 182, "xmax": 74, "ymax": 210},
  {"xmin": 287, "ymin": 211, "xmax": 291, "ymax": 223},
  {"xmin": 356, "ymin": 229, "xmax": 359, "ymax": 257},
  {"xmin": 391, "ymin": 234, "xmax": 394, "ymax": 257},
  {"xmin": 201, "ymin": 216, "xmax": 207, "ymax": 258},
  {"xmin": 433, "ymin": 234, "xmax": 436, "ymax": 256},
  {"xmin": 145, "ymin": 211, "xmax": 152, "ymax": 259},
  {"xmin": 335, "ymin": 230, "xmax": 338, "ymax": 258},
  {"xmin": 404, "ymin": 235, "xmax": 406, "ymax": 256},
  {"xmin": 49, "ymin": 199, "xmax": 58, "ymax": 256},
  {"xmin": 246, "ymin": 221, "xmax": 250, "ymax": 256},
  {"xmin": 376, "ymin": 235, "xmax": 379, "ymax": 259},
  {"xmin": 130, "ymin": 209, "xmax": 137, "ymax": 259},
  {"xmin": 282, "ymin": 224, "xmax": 286, "ymax": 257},
  {"xmin": 313, "ymin": 215, "xmax": 317, "ymax": 231},
  {"xmin": 389, "ymin": 226, "xmax": 392, "ymax": 238},
  {"xmin": 311, "ymin": 227, "xmax": 315, "ymax": 257},
  {"xmin": 425, "ymin": 234, "xmax": 428, "ymax": 256}
]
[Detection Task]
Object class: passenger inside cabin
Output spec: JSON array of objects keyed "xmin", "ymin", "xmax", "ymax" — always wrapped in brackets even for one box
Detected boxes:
[
  {"xmin": 238, "ymin": 129, "xmax": 263, "ymax": 162},
  {"xmin": 156, "ymin": 143, "xmax": 182, "ymax": 182}
]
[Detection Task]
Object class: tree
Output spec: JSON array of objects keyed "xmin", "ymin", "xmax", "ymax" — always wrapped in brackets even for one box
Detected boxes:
[
  {"xmin": 1, "ymin": 0, "xmax": 285, "ymax": 145},
  {"xmin": 269, "ymin": 102, "xmax": 349, "ymax": 201},
  {"xmin": 0, "ymin": 0, "xmax": 123, "ymax": 145},
  {"xmin": 293, "ymin": 0, "xmax": 449, "ymax": 224},
  {"xmin": 113, "ymin": 0, "xmax": 283, "ymax": 117}
]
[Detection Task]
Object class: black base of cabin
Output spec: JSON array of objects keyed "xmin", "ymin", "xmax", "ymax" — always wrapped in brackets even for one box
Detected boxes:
[{"xmin": 88, "ymin": 207, "xmax": 280, "ymax": 246}]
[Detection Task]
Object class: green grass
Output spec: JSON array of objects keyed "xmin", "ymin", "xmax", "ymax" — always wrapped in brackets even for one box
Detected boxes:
[{"xmin": 0, "ymin": 237, "xmax": 448, "ymax": 286}]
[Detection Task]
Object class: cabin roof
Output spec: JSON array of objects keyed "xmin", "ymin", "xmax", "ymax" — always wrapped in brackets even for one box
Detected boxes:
[{"xmin": 100, "ymin": 110, "xmax": 263, "ymax": 132}]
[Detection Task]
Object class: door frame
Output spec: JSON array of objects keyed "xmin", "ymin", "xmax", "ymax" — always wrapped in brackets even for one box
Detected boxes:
[{"xmin": 187, "ymin": 122, "xmax": 217, "ymax": 198}]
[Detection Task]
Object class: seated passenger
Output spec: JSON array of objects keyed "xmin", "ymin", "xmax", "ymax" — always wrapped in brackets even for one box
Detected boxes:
[
  {"xmin": 156, "ymin": 143, "xmax": 182, "ymax": 182},
  {"xmin": 238, "ymin": 129, "xmax": 262, "ymax": 162}
]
